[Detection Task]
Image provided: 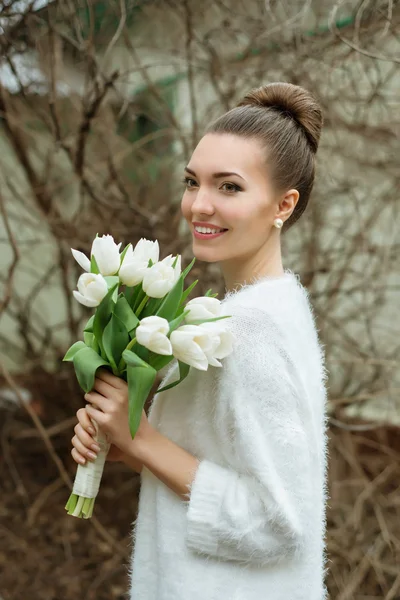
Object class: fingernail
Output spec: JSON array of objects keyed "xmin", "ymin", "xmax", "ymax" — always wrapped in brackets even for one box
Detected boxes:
[
  {"xmin": 87, "ymin": 451, "xmax": 97, "ymax": 460},
  {"xmin": 91, "ymin": 444, "xmax": 101, "ymax": 452},
  {"xmin": 88, "ymin": 427, "xmax": 95, "ymax": 435},
  {"xmin": 79, "ymin": 457, "xmax": 86, "ymax": 464}
]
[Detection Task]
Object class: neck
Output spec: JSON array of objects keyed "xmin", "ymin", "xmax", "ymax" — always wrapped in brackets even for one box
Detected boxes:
[{"xmin": 220, "ymin": 238, "xmax": 284, "ymax": 293}]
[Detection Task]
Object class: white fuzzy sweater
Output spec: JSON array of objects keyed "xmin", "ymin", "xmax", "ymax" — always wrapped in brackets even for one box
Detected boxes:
[{"xmin": 128, "ymin": 271, "xmax": 329, "ymax": 600}]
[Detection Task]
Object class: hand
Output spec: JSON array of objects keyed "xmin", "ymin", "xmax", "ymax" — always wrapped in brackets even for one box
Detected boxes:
[
  {"xmin": 71, "ymin": 406, "xmax": 126, "ymax": 465},
  {"xmin": 83, "ymin": 368, "xmax": 154, "ymax": 466}
]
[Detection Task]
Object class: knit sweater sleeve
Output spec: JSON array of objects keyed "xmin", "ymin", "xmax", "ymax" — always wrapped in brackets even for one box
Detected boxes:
[{"xmin": 183, "ymin": 305, "xmax": 315, "ymax": 567}]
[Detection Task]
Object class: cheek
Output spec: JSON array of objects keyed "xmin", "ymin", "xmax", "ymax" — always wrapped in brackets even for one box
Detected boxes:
[
  {"xmin": 180, "ymin": 193, "xmax": 191, "ymax": 221},
  {"xmin": 229, "ymin": 199, "xmax": 272, "ymax": 237},
  {"xmin": 229, "ymin": 204, "xmax": 260, "ymax": 227}
]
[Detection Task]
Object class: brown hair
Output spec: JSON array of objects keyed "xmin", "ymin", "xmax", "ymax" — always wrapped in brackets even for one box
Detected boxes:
[{"xmin": 206, "ymin": 82, "xmax": 323, "ymax": 232}]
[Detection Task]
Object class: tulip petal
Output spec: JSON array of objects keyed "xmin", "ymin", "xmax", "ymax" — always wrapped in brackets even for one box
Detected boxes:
[
  {"xmin": 136, "ymin": 316, "xmax": 172, "ymax": 355},
  {"xmin": 75, "ymin": 273, "xmax": 108, "ymax": 306},
  {"xmin": 205, "ymin": 355, "xmax": 222, "ymax": 367},
  {"xmin": 71, "ymin": 248, "xmax": 91, "ymax": 272},
  {"xmin": 197, "ymin": 322, "xmax": 234, "ymax": 362},
  {"xmin": 86, "ymin": 278, "xmax": 109, "ymax": 303},
  {"xmin": 151, "ymin": 334, "xmax": 173, "ymax": 355},
  {"xmin": 170, "ymin": 328, "xmax": 210, "ymax": 370},
  {"xmin": 133, "ymin": 238, "xmax": 160, "ymax": 264},
  {"xmin": 138, "ymin": 315, "xmax": 170, "ymax": 335},
  {"xmin": 91, "ymin": 234, "xmax": 121, "ymax": 276},
  {"xmin": 73, "ymin": 290, "xmax": 99, "ymax": 307},
  {"xmin": 119, "ymin": 259, "xmax": 148, "ymax": 286}
]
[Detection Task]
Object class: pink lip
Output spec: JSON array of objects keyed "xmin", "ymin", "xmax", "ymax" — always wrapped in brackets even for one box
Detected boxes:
[
  {"xmin": 192, "ymin": 221, "xmax": 228, "ymax": 229},
  {"xmin": 193, "ymin": 228, "xmax": 228, "ymax": 240}
]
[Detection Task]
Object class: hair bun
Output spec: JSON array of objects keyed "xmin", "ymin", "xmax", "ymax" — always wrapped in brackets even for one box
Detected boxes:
[{"xmin": 237, "ymin": 82, "xmax": 323, "ymax": 153}]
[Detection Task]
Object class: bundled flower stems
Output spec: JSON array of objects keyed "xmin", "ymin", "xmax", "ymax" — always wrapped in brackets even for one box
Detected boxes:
[{"xmin": 63, "ymin": 235, "xmax": 234, "ymax": 518}]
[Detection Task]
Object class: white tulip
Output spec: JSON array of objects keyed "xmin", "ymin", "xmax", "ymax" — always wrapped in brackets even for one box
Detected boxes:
[
  {"xmin": 197, "ymin": 321, "xmax": 234, "ymax": 367},
  {"xmin": 71, "ymin": 235, "xmax": 122, "ymax": 277},
  {"xmin": 170, "ymin": 324, "xmax": 215, "ymax": 371},
  {"xmin": 184, "ymin": 296, "xmax": 222, "ymax": 323},
  {"xmin": 91, "ymin": 234, "xmax": 122, "ymax": 276},
  {"xmin": 119, "ymin": 238, "xmax": 160, "ymax": 287},
  {"xmin": 134, "ymin": 237, "xmax": 160, "ymax": 264},
  {"xmin": 73, "ymin": 273, "xmax": 108, "ymax": 308},
  {"xmin": 142, "ymin": 254, "xmax": 181, "ymax": 299},
  {"xmin": 136, "ymin": 316, "xmax": 173, "ymax": 355}
]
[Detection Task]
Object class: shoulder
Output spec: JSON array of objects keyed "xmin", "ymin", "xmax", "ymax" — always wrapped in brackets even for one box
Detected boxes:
[
  {"xmin": 219, "ymin": 273, "xmax": 321, "ymax": 369},
  {"xmin": 221, "ymin": 273, "xmax": 307, "ymax": 335},
  {"xmin": 220, "ymin": 304, "xmax": 292, "ymax": 377},
  {"xmin": 222, "ymin": 272, "xmax": 306, "ymax": 314}
]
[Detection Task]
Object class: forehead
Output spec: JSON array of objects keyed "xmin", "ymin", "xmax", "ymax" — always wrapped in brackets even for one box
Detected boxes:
[{"xmin": 188, "ymin": 133, "xmax": 266, "ymax": 177}]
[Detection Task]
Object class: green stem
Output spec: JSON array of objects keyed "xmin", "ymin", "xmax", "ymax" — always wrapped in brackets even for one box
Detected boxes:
[
  {"xmin": 117, "ymin": 336, "xmax": 137, "ymax": 372},
  {"xmin": 136, "ymin": 294, "xmax": 149, "ymax": 318},
  {"xmin": 126, "ymin": 336, "xmax": 137, "ymax": 352}
]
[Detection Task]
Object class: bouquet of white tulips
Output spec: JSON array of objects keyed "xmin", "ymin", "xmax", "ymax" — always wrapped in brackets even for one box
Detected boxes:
[{"xmin": 63, "ymin": 234, "xmax": 234, "ymax": 518}]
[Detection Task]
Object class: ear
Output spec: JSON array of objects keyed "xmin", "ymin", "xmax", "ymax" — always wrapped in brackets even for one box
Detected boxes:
[{"xmin": 276, "ymin": 189, "xmax": 299, "ymax": 221}]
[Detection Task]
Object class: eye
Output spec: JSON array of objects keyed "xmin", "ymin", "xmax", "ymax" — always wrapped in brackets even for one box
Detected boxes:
[
  {"xmin": 182, "ymin": 176, "xmax": 198, "ymax": 189},
  {"xmin": 221, "ymin": 182, "xmax": 242, "ymax": 193}
]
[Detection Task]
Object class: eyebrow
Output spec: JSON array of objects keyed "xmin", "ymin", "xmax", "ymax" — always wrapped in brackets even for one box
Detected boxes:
[{"xmin": 184, "ymin": 167, "xmax": 246, "ymax": 181}]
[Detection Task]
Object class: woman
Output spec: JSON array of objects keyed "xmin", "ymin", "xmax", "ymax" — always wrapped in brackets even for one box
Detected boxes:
[{"xmin": 71, "ymin": 81, "xmax": 329, "ymax": 600}]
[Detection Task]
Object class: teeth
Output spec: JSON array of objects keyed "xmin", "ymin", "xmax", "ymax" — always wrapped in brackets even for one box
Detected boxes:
[{"xmin": 195, "ymin": 226, "xmax": 225, "ymax": 234}]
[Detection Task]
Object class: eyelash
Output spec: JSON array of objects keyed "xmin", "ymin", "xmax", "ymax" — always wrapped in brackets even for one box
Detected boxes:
[{"xmin": 181, "ymin": 177, "xmax": 242, "ymax": 193}]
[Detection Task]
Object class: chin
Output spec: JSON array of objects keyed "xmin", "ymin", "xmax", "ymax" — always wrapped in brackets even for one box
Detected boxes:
[{"xmin": 192, "ymin": 246, "xmax": 221, "ymax": 263}]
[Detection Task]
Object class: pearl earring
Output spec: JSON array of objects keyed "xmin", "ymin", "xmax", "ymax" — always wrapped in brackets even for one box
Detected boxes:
[{"xmin": 274, "ymin": 218, "xmax": 283, "ymax": 229}]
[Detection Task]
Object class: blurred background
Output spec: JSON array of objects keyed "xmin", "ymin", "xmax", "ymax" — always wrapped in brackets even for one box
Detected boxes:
[{"xmin": 0, "ymin": 0, "xmax": 399, "ymax": 598}]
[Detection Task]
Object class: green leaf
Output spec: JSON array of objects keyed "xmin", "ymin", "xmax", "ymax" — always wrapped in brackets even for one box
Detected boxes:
[
  {"xmin": 90, "ymin": 254, "xmax": 100, "ymax": 274},
  {"xmin": 133, "ymin": 286, "xmax": 146, "ymax": 312},
  {"xmin": 123, "ymin": 350, "xmax": 157, "ymax": 438},
  {"xmin": 124, "ymin": 284, "xmax": 141, "ymax": 307},
  {"xmin": 83, "ymin": 315, "xmax": 95, "ymax": 333},
  {"xmin": 179, "ymin": 279, "xmax": 198, "ymax": 306},
  {"xmin": 104, "ymin": 276, "xmax": 120, "ymax": 300},
  {"xmin": 63, "ymin": 341, "xmax": 86, "ymax": 362},
  {"xmin": 122, "ymin": 349, "xmax": 150, "ymax": 368},
  {"xmin": 156, "ymin": 276, "xmax": 183, "ymax": 321},
  {"xmin": 204, "ymin": 288, "xmax": 218, "ymax": 298},
  {"xmin": 148, "ymin": 353, "xmax": 175, "ymax": 372},
  {"xmin": 155, "ymin": 257, "xmax": 196, "ymax": 322},
  {"xmin": 181, "ymin": 256, "xmax": 196, "ymax": 280},
  {"xmin": 168, "ymin": 310, "xmax": 190, "ymax": 333},
  {"xmin": 156, "ymin": 360, "xmax": 190, "ymax": 393},
  {"xmin": 83, "ymin": 331, "xmax": 100, "ymax": 353},
  {"xmin": 93, "ymin": 282, "xmax": 119, "ymax": 355},
  {"xmin": 113, "ymin": 295, "xmax": 139, "ymax": 333},
  {"xmin": 132, "ymin": 343, "xmax": 149, "ymax": 363},
  {"xmin": 188, "ymin": 315, "xmax": 232, "ymax": 326},
  {"xmin": 102, "ymin": 313, "xmax": 130, "ymax": 373},
  {"xmin": 119, "ymin": 243, "xmax": 132, "ymax": 266},
  {"xmin": 72, "ymin": 346, "xmax": 111, "ymax": 393},
  {"xmin": 141, "ymin": 296, "xmax": 164, "ymax": 319}
]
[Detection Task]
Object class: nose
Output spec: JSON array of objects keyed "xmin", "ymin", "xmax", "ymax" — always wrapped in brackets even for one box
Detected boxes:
[{"xmin": 190, "ymin": 187, "xmax": 215, "ymax": 216}]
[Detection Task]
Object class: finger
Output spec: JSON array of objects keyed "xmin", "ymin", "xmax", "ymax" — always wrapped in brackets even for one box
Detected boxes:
[
  {"xmin": 85, "ymin": 403, "xmax": 105, "ymax": 425},
  {"xmin": 96, "ymin": 369, "xmax": 122, "ymax": 389},
  {"xmin": 93, "ymin": 377, "xmax": 114, "ymax": 397},
  {"xmin": 74, "ymin": 422, "xmax": 101, "ymax": 451},
  {"xmin": 84, "ymin": 391, "xmax": 109, "ymax": 412},
  {"xmin": 72, "ymin": 434, "xmax": 99, "ymax": 461},
  {"xmin": 71, "ymin": 447, "xmax": 86, "ymax": 465},
  {"xmin": 77, "ymin": 407, "xmax": 96, "ymax": 435}
]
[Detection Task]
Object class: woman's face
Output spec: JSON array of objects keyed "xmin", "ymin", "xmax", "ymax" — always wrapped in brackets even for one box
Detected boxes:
[{"xmin": 181, "ymin": 133, "xmax": 282, "ymax": 265}]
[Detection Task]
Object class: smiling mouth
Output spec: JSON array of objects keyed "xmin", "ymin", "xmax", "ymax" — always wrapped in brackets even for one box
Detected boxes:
[
  {"xmin": 196, "ymin": 230, "xmax": 228, "ymax": 235},
  {"xmin": 193, "ymin": 227, "xmax": 228, "ymax": 234},
  {"xmin": 193, "ymin": 228, "xmax": 229, "ymax": 240}
]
